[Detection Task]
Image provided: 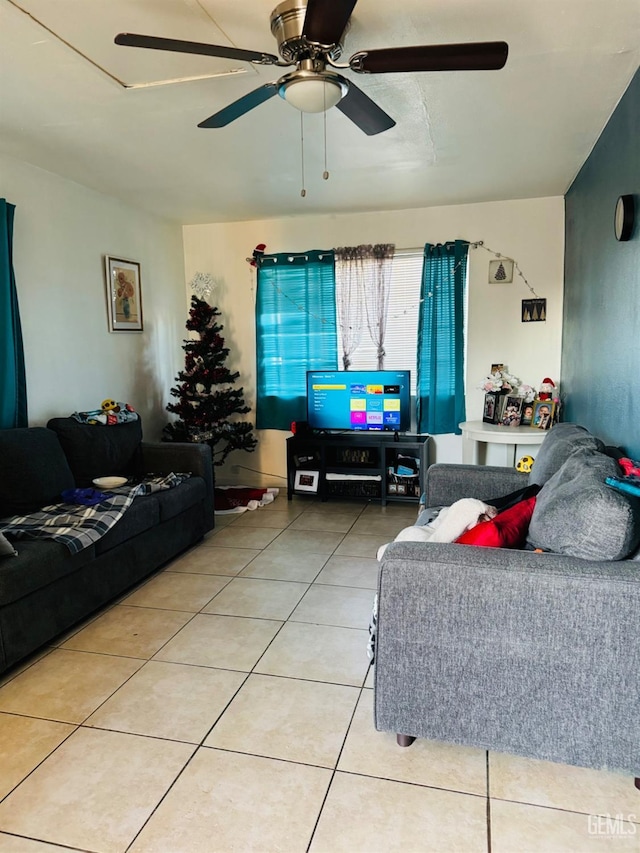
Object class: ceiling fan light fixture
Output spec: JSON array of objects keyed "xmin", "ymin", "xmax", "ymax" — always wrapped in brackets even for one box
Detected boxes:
[{"xmin": 279, "ymin": 75, "xmax": 346, "ymax": 112}]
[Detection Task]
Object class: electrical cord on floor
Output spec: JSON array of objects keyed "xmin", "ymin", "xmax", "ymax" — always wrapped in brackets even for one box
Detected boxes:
[{"xmin": 232, "ymin": 465, "xmax": 288, "ymax": 481}]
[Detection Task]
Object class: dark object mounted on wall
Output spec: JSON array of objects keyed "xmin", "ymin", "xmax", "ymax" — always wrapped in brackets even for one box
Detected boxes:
[
  {"xmin": 522, "ymin": 298, "xmax": 546, "ymax": 322},
  {"xmin": 614, "ymin": 194, "xmax": 635, "ymax": 242}
]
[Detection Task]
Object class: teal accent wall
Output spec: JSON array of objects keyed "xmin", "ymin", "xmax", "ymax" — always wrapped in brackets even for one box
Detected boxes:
[{"xmin": 563, "ymin": 67, "xmax": 640, "ymax": 455}]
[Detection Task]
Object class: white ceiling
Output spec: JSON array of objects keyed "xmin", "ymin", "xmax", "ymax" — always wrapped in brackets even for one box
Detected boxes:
[{"xmin": 1, "ymin": 0, "xmax": 638, "ymax": 224}]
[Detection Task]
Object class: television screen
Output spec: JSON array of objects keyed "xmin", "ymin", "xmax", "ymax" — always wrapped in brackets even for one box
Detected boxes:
[{"xmin": 307, "ymin": 370, "xmax": 411, "ymax": 432}]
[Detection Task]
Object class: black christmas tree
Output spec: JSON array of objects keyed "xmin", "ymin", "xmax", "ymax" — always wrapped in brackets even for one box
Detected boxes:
[{"xmin": 164, "ymin": 295, "xmax": 257, "ymax": 466}]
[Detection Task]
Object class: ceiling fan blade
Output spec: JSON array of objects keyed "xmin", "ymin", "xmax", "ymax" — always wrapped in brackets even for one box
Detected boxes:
[
  {"xmin": 335, "ymin": 82, "xmax": 395, "ymax": 136},
  {"xmin": 115, "ymin": 33, "xmax": 279, "ymax": 66},
  {"xmin": 302, "ymin": 0, "xmax": 358, "ymax": 46},
  {"xmin": 349, "ymin": 41, "xmax": 509, "ymax": 73},
  {"xmin": 198, "ymin": 82, "xmax": 280, "ymax": 128}
]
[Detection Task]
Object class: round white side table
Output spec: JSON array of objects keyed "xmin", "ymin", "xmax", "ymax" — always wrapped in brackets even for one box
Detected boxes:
[{"xmin": 459, "ymin": 420, "xmax": 548, "ymax": 466}]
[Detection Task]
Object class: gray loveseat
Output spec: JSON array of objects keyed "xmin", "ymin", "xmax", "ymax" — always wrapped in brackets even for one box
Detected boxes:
[
  {"xmin": 0, "ymin": 417, "xmax": 214, "ymax": 674},
  {"xmin": 374, "ymin": 423, "xmax": 640, "ymax": 779}
]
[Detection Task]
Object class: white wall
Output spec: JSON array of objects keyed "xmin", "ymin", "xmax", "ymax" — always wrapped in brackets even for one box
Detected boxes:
[
  {"xmin": 2, "ymin": 153, "xmax": 187, "ymax": 439},
  {"xmin": 183, "ymin": 196, "xmax": 564, "ymax": 485}
]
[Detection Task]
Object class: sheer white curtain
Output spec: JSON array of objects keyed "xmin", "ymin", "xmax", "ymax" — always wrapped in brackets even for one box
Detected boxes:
[{"xmin": 335, "ymin": 244, "xmax": 395, "ymax": 369}]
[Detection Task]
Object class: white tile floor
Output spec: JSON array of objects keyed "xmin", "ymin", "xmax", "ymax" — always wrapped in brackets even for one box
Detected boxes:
[{"xmin": 0, "ymin": 496, "xmax": 638, "ymax": 852}]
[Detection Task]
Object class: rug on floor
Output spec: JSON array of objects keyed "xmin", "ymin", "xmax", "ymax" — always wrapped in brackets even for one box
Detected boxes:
[{"xmin": 214, "ymin": 486, "xmax": 279, "ymax": 514}]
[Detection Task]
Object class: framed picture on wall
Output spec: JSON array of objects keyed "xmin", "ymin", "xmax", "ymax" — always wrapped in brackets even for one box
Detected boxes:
[
  {"xmin": 531, "ymin": 400, "xmax": 555, "ymax": 430},
  {"xmin": 105, "ymin": 256, "xmax": 143, "ymax": 332},
  {"xmin": 488, "ymin": 259, "xmax": 514, "ymax": 283},
  {"xmin": 522, "ymin": 298, "xmax": 547, "ymax": 323}
]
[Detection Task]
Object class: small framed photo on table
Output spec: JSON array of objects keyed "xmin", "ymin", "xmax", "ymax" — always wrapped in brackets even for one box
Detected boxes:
[
  {"xmin": 520, "ymin": 401, "xmax": 535, "ymax": 426},
  {"xmin": 294, "ymin": 470, "xmax": 319, "ymax": 493},
  {"xmin": 483, "ymin": 392, "xmax": 499, "ymax": 424},
  {"xmin": 501, "ymin": 396, "xmax": 523, "ymax": 427},
  {"xmin": 105, "ymin": 256, "xmax": 143, "ymax": 332},
  {"xmin": 531, "ymin": 400, "xmax": 556, "ymax": 430}
]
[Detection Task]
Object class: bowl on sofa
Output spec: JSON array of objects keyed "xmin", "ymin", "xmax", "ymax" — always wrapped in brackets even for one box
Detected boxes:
[{"xmin": 0, "ymin": 419, "xmax": 214, "ymax": 674}]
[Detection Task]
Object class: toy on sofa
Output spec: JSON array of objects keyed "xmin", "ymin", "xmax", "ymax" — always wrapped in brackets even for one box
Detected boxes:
[{"xmin": 73, "ymin": 400, "xmax": 138, "ymax": 426}]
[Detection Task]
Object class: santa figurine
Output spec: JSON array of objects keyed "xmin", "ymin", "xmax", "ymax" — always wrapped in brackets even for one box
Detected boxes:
[
  {"xmin": 538, "ymin": 378, "xmax": 556, "ymax": 400},
  {"xmin": 247, "ymin": 243, "xmax": 266, "ymax": 268}
]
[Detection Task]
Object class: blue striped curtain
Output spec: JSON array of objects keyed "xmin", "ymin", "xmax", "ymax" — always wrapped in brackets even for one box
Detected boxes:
[
  {"xmin": 416, "ymin": 240, "xmax": 468, "ymax": 435},
  {"xmin": 256, "ymin": 250, "xmax": 337, "ymax": 429},
  {"xmin": 0, "ymin": 200, "xmax": 27, "ymax": 429}
]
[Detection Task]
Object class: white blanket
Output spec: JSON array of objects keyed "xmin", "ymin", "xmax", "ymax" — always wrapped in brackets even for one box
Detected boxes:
[{"xmin": 377, "ymin": 498, "xmax": 497, "ymax": 560}]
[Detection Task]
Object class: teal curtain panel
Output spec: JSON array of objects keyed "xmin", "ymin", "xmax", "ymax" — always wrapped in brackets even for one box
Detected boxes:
[
  {"xmin": 0, "ymin": 200, "xmax": 27, "ymax": 429},
  {"xmin": 416, "ymin": 240, "xmax": 468, "ymax": 435},
  {"xmin": 256, "ymin": 250, "xmax": 337, "ymax": 430}
]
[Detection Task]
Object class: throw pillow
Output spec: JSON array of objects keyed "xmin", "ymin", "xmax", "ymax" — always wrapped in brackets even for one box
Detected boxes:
[
  {"xmin": 455, "ymin": 496, "xmax": 537, "ymax": 549},
  {"xmin": 528, "ymin": 423, "xmax": 605, "ymax": 487},
  {"xmin": 0, "ymin": 428, "xmax": 75, "ymax": 518},
  {"xmin": 527, "ymin": 449, "xmax": 640, "ymax": 560},
  {"xmin": 47, "ymin": 417, "xmax": 143, "ymax": 488},
  {"xmin": 0, "ymin": 532, "xmax": 17, "ymax": 557}
]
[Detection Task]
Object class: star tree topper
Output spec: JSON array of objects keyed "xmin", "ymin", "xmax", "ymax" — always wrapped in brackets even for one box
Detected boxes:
[{"xmin": 189, "ymin": 272, "xmax": 214, "ymax": 300}]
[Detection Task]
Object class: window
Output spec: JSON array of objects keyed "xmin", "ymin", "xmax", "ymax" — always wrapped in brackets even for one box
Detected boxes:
[
  {"xmin": 255, "ymin": 244, "xmax": 468, "ymax": 434},
  {"xmin": 346, "ymin": 250, "xmax": 423, "ymax": 395}
]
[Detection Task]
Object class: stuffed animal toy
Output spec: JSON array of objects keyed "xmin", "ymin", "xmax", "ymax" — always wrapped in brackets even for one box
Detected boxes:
[
  {"xmin": 74, "ymin": 400, "xmax": 137, "ymax": 425},
  {"xmin": 376, "ymin": 498, "xmax": 497, "ymax": 560},
  {"xmin": 538, "ymin": 378, "xmax": 556, "ymax": 400}
]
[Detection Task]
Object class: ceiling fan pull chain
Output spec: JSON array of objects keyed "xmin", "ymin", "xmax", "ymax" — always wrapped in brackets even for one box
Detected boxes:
[
  {"xmin": 300, "ymin": 112, "xmax": 307, "ymax": 198},
  {"xmin": 323, "ymin": 88, "xmax": 329, "ymax": 181}
]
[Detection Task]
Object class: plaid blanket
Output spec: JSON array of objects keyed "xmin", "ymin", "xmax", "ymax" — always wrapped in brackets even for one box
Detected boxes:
[{"xmin": 0, "ymin": 473, "xmax": 190, "ymax": 554}]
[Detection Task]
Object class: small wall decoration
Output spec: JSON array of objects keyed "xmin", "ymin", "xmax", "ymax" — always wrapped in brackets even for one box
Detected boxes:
[
  {"xmin": 294, "ymin": 470, "xmax": 319, "ymax": 493},
  {"xmin": 522, "ymin": 298, "xmax": 546, "ymax": 323},
  {"xmin": 105, "ymin": 256, "xmax": 143, "ymax": 332},
  {"xmin": 488, "ymin": 258, "xmax": 514, "ymax": 283}
]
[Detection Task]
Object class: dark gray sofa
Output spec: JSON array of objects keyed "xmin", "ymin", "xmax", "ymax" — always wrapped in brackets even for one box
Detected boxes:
[
  {"xmin": 374, "ymin": 423, "xmax": 640, "ymax": 778},
  {"xmin": 0, "ymin": 418, "xmax": 214, "ymax": 674}
]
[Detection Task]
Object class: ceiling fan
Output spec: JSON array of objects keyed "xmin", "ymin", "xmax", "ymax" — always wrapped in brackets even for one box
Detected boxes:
[{"xmin": 115, "ymin": 0, "xmax": 508, "ymax": 136}]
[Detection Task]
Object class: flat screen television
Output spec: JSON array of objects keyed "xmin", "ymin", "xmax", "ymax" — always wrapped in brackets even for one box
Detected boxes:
[{"xmin": 306, "ymin": 370, "xmax": 411, "ymax": 432}]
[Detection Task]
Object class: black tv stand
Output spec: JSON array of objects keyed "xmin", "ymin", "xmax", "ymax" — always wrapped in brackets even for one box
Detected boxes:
[{"xmin": 286, "ymin": 432, "xmax": 429, "ymax": 506}]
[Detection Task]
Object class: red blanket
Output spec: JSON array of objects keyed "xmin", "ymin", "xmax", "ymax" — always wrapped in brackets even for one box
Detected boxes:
[{"xmin": 214, "ymin": 487, "xmax": 278, "ymax": 514}]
